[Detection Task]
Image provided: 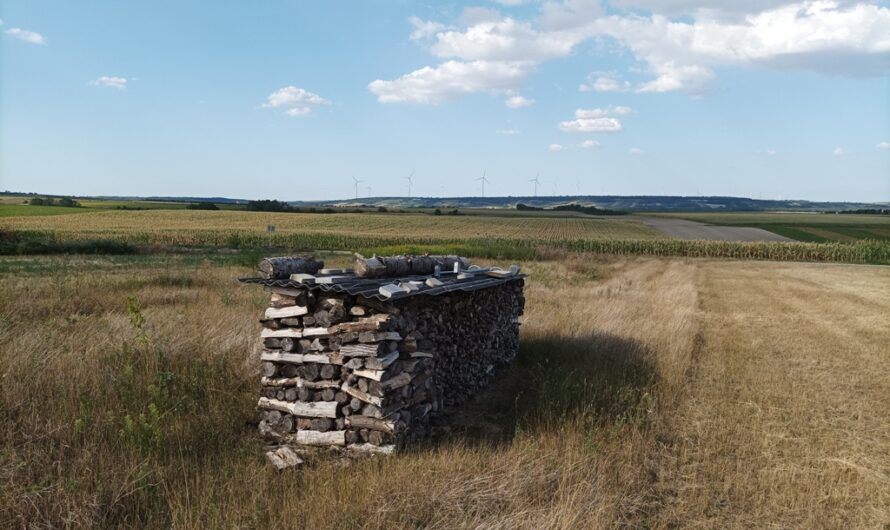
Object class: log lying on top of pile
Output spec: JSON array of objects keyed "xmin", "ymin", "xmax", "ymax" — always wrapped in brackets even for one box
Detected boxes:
[{"xmin": 241, "ymin": 253, "xmax": 525, "ymax": 462}]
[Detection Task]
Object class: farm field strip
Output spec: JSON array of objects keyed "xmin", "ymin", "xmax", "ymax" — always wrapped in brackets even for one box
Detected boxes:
[
  {"xmin": 0, "ymin": 208, "xmax": 663, "ymax": 242},
  {"xmin": 653, "ymin": 212, "xmax": 890, "ymax": 242}
]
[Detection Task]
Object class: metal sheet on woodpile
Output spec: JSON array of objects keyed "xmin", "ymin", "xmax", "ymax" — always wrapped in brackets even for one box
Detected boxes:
[{"xmin": 239, "ymin": 272, "xmax": 524, "ymax": 301}]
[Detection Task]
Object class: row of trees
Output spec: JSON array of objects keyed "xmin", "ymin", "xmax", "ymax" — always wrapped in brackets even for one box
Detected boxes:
[{"xmin": 29, "ymin": 197, "xmax": 81, "ymax": 207}]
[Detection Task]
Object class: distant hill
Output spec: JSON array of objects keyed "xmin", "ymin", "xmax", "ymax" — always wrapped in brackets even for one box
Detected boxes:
[
  {"xmin": 289, "ymin": 195, "xmax": 888, "ymax": 212},
  {"xmin": 3, "ymin": 191, "xmax": 886, "ymax": 212}
]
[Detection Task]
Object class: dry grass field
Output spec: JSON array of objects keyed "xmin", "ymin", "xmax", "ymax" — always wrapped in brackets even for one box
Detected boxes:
[
  {"xmin": 0, "ymin": 208, "xmax": 660, "ymax": 246},
  {"xmin": 1, "ymin": 252, "xmax": 887, "ymax": 528}
]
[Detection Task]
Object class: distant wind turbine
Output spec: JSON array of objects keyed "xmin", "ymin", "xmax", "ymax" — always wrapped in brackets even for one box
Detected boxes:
[
  {"xmin": 366, "ymin": 185, "xmax": 372, "ymax": 197},
  {"xmin": 529, "ymin": 174, "xmax": 541, "ymax": 197},
  {"xmin": 476, "ymin": 169, "xmax": 490, "ymax": 197},
  {"xmin": 404, "ymin": 171, "xmax": 415, "ymax": 197},
  {"xmin": 352, "ymin": 176, "xmax": 363, "ymax": 200}
]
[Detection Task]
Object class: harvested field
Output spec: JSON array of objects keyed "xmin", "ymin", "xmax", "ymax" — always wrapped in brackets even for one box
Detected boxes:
[
  {"xmin": 638, "ymin": 216, "xmax": 793, "ymax": 241},
  {"xmin": 1, "ymin": 253, "xmax": 887, "ymax": 528},
  {"xmin": 0, "ymin": 209, "xmax": 661, "ymax": 246}
]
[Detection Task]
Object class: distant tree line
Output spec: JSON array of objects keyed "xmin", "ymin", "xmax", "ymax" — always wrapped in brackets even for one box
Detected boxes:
[
  {"xmin": 432, "ymin": 208, "xmax": 463, "ymax": 216},
  {"xmin": 832, "ymin": 208, "xmax": 889, "ymax": 215},
  {"xmin": 29, "ymin": 197, "xmax": 81, "ymax": 207},
  {"xmin": 516, "ymin": 203, "xmax": 628, "ymax": 215},
  {"xmin": 186, "ymin": 202, "xmax": 220, "ymax": 210}
]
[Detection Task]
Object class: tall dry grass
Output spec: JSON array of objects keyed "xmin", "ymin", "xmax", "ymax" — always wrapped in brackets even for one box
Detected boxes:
[
  {"xmin": 0, "ymin": 254, "xmax": 698, "ymax": 528},
  {"xmin": 1, "ymin": 254, "xmax": 887, "ymax": 528}
]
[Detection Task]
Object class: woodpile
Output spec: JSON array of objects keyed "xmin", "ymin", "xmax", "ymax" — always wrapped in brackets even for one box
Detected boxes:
[{"xmin": 245, "ymin": 254, "xmax": 525, "ymax": 459}]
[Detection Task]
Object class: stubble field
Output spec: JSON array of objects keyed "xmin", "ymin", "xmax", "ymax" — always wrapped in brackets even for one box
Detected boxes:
[{"xmin": 1, "ymin": 252, "xmax": 887, "ymax": 528}]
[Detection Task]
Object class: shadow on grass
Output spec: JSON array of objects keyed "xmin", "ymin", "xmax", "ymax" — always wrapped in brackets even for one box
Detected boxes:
[{"xmin": 430, "ymin": 331, "xmax": 657, "ymax": 447}]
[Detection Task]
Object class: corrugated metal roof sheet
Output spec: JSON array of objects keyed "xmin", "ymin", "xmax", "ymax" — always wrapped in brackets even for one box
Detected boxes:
[{"xmin": 239, "ymin": 271, "xmax": 524, "ymax": 301}]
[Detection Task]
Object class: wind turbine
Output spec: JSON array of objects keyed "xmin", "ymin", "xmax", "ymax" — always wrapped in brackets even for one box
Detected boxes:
[
  {"xmin": 476, "ymin": 169, "xmax": 490, "ymax": 197},
  {"xmin": 352, "ymin": 176, "xmax": 363, "ymax": 200},
  {"xmin": 529, "ymin": 174, "xmax": 541, "ymax": 197},
  {"xmin": 366, "ymin": 185, "xmax": 372, "ymax": 197},
  {"xmin": 404, "ymin": 171, "xmax": 415, "ymax": 197}
]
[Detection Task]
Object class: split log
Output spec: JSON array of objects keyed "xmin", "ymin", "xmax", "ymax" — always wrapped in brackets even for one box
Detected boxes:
[
  {"xmin": 292, "ymin": 430, "xmax": 346, "ymax": 446},
  {"xmin": 352, "ymin": 368, "xmax": 384, "ymax": 381},
  {"xmin": 260, "ymin": 352, "xmax": 330, "ymax": 365},
  {"xmin": 348, "ymin": 443, "xmax": 396, "ymax": 455},
  {"xmin": 381, "ymin": 372, "xmax": 412, "ymax": 391},
  {"xmin": 363, "ymin": 351, "xmax": 399, "ymax": 370},
  {"xmin": 262, "ymin": 362, "xmax": 277, "ymax": 378},
  {"xmin": 358, "ymin": 331, "xmax": 402, "ymax": 343},
  {"xmin": 258, "ymin": 255, "xmax": 324, "ymax": 280},
  {"xmin": 333, "ymin": 314, "xmax": 391, "ymax": 333},
  {"xmin": 261, "ymin": 328, "xmax": 302, "ymax": 339},
  {"xmin": 340, "ymin": 343, "xmax": 384, "ymax": 357},
  {"xmin": 345, "ymin": 415, "xmax": 397, "ymax": 434},
  {"xmin": 261, "ymin": 377, "xmax": 340, "ymax": 389},
  {"xmin": 266, "ymin": 446, "xmax": 304, "ymax": 469},
  {"xmin": 341, "ymin": 383, "xmax": 383, "ymax": 407},
  {"xmin": 368, "ymin": 430, "xmax": 386, "ymax": 446},
  {"xmin": 265, "ymin": 305, "xmax": 308, "ymax": 319},
  {"xmin": 257, "ymin": 397, "xmax": 338, "ymax": 419}
]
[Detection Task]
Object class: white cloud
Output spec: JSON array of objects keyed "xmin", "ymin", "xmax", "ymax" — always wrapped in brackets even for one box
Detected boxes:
[
  {"xmin": 581, "ymin": 139, "xmax": 601, "ymax": 148},
  {"xmin": 559, "ymin": 107, "xmax": 627, "ymax": 132},
  {"xmin": 611, "ymin": 105, "xmax": 634, "ymax": 115},
  {"xmin": 505, "ymin": 94, "xmax": 535, "ymax": 108},
  {"xmin": 431, "ymin": 17, "xmax": 580, "ymax": 62},
  {"xmin": 766, "ymin": 149, "xmax": 777, "ymax": 155},
  {"xmin": 832, "ymin": 147, "xmax": 849, "ymax": 156},
  {"xmin": 5, "ymin": 27, "xmax": 46, "ymax": 45},
  {"xmin": 376, "ymin": 0, "xmax": 890, "ymax": 104},
  {"xmin": 369, "ymin": 60, "xmax": 533, "ymax": 104},
  {"xmin": 877, "ymin": 141, "xmax": 890, "ymax": 149},
  {"xmin": 460, "ymin": 7, "xmax": 505, "ymax": 25},
  {"xmin": 90, "ymin": 76, "xmax": 129, "ymax": 90},
  {"xmin": 495, "ymin": 0, "xmax": 529, "ymax": 5},
  {"xmin": 579, "ymin": 74, "xmax": 632, "ymax": 92},
  {"xmin": 409, "ymin": 16, "xmax": 449, "ymax": 40},
  {"xmin": 262, "ymin": 86, "xmax": 331, "ymax": 116},
  {"xmin": 549, "ymin": 143, "xmax": 567, "ymax": 151},
  {"xmin": 594, "ymin": 1, "xmax": 890, "ymax": 93},
  {"xmin": 496, "ymin": 128, "xmax": 520, "ymax": 134},
  {"xmin": 628, "ymin": 147, "xmax": 644, "ymax": 154}
]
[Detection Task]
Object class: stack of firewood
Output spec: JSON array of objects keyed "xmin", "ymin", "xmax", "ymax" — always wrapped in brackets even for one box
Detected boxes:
[{"xmin": 250, "ymin": 254, "xmax": 525, "ymax": 458}]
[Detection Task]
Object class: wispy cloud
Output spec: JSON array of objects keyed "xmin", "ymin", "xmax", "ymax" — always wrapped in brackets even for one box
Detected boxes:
[
  {"xmin": 548, "ymin": 143, "xmax": 567, "ymax": 152},
  {"xmin": 579, "ymin": 73, "xmax": 631, "ymax": 93},
  {"xmin": 496, "ymin": 128, "xmax": 520, "ymax": 135},
  {"xmin": 559, "ymin": 107, "xmax": 630, "ymax": 133},
  {"xmin": 877, "ymin": 141, "xmax": 890, "ymax": 150},
  {"xmin": 90, "ymin": 76, "xmax": 129, "ymax": 90},
  {"xmin": 832, "ymin": 147, "xmax": 849, "ymax": 156},
  {"xmin": 505, "ymin": 94, "xmax": 534, "ymax": 108},
  {"xmin": 628, "ymin": 147, "xmax": 644, "ymax": 155},
  {"xmin": 5, "ymin": 27, "xmax": 46, "ymax": 45},
  {"xmin": 262, "ymin": 86, "xmax": 331, "ymax": 116}
]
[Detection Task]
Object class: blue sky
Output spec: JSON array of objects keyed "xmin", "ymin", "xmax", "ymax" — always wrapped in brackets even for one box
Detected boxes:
[{"xmin": 1, "ymin": 0, "xmax": 888, "ymax": 202}]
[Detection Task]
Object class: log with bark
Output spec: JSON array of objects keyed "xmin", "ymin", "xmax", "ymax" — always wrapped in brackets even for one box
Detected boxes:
[{"xmin": 258, "ymin": 255, "xmax": 324, "ymax": 280}]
